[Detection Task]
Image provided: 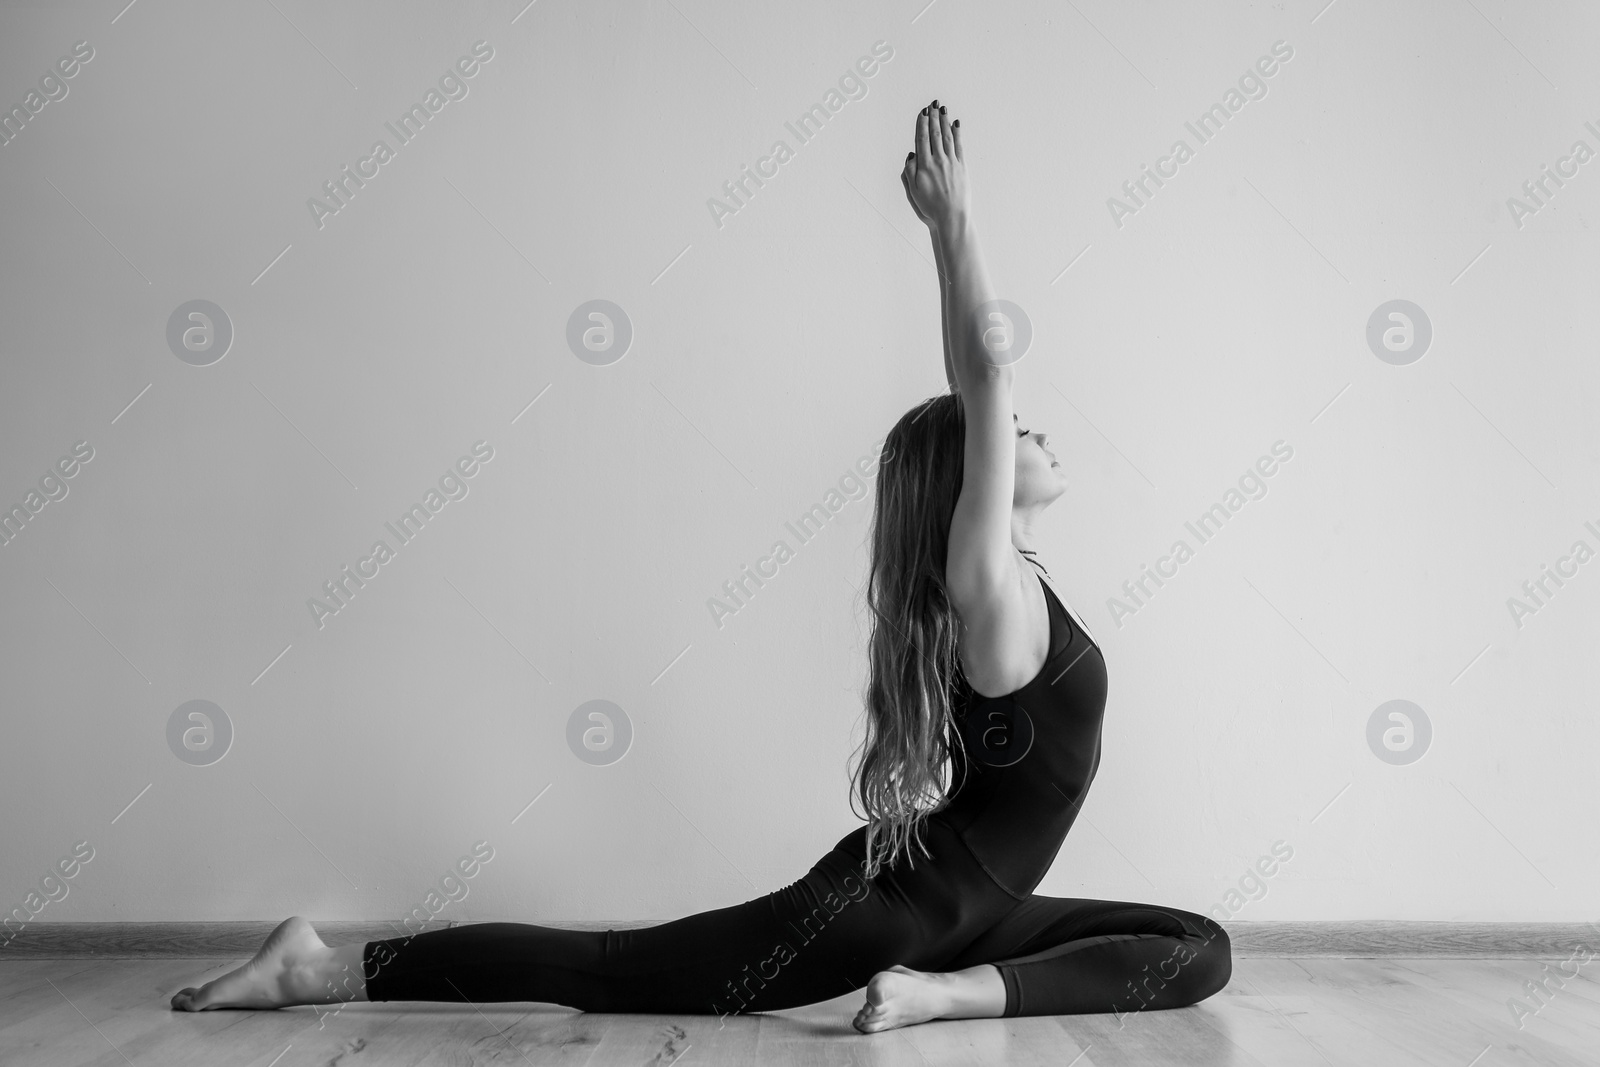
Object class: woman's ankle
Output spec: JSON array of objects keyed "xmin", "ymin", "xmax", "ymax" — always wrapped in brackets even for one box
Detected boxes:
[
  {"xmin": 292, "ymin": 944, "xmax": 369, "ymax": 1005},
  {"xmin": 939, "ymin": 964, "xmax": 1006, "ymax": 1019}
]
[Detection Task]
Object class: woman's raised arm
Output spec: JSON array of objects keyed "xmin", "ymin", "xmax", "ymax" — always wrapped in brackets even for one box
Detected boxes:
[{"xmin": 902, "ymin": 102, "xmax": 1041, "ymax": 692}]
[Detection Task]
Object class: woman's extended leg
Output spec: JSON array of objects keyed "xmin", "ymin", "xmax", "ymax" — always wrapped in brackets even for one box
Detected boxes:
[
  {"xmin": 353, "ymin": 823, "xmax": 1015, "ymax": 1015},
  {"xmin": 854, "ymin": 895, "xmax": 1230, "ymax": 1031},
  {"xmin": 173, "ymin": 822, "xmax": 1022, "ymax": 1019}
]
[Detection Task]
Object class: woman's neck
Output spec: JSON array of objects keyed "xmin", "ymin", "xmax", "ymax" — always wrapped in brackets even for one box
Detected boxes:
[{"xmin": 1010, "ymin": 507, "xmax": 1044, "ymax": 554}]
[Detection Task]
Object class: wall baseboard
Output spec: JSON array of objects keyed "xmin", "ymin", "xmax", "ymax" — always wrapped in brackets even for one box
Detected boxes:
[
  {"xmin": 1226, "ymin": 921, "xmax": 1596, "ymax": 958},
  {"xmin": 3, "ymin": 920, "xmax": 1596, "ymax": 960}
]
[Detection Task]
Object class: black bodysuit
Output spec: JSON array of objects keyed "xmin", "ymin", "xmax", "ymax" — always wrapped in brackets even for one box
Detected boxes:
[{"xmin": 361, "ymin": 573, "xmax": 1231, "ymax": 1018}]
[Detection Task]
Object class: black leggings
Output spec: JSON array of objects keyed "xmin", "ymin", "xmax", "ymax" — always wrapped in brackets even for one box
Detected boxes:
[{"xmin": 362, "ymin": 820, "xmax": 1230, "ymax": 1018}]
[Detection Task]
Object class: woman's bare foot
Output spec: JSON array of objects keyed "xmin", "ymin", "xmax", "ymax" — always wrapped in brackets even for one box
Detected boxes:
[
  {"xmin": 853, "ymin": 962, "xmax": 1006, "ymax": 1033},
  {"xmin": 170, "ymin": 916, "xmax": 364, "ymax": 1011}
]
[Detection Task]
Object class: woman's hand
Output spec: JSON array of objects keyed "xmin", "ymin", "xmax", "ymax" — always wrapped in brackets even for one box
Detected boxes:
[{"xmin": 900, "ymin": 99, "xmax": 969, "ymax": 232}]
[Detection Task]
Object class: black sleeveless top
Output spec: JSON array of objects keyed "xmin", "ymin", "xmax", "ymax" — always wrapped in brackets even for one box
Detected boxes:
[{"xmin": 934, "ymin": 573, "xmax": 1109, "ymax": 899}]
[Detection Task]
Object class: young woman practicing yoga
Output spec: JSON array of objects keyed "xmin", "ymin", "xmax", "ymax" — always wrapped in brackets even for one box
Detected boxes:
[{"xmin": 171, "ymin": 100, "xmax": 1230, "ymax": 1033}]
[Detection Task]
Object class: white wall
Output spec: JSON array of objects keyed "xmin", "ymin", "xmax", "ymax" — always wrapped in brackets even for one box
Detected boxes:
[{"xmin": 1, "ymin": 0, "xmax": 1595, "ymax": 929}]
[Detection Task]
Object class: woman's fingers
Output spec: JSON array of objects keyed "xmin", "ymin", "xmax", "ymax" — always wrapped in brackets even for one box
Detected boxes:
[
  {"xmin": 925, "ymin": 99, "xmax": 945, "ymax": 164},
  {"xmin": 902, "ymin": 152, "xmax": 920, "ymax": 196},
  {"xmin": 937, "ymin": 105, "xmax": 954, "ymax": 158},
  {"xmin": 951, "ymin": 117, "xmax": 963, "ymax": 162},
  {"xmin": 902, "ymin": 164, "xmax": 930, "ymax": 222},
  {"xmin": 914, "ymin": 106, "xmax": 931, "ymax": 162}
]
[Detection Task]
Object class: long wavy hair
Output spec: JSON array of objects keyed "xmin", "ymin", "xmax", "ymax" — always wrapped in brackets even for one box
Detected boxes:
[{"xmin": 850, "ymin": 391, "xmax": 972, "ymax": 881}]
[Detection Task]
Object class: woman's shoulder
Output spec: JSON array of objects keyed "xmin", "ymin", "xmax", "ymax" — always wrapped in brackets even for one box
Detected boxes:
[{"xmin": 951, "ymin": 557, "xmax": 1053, "ymax": 698}]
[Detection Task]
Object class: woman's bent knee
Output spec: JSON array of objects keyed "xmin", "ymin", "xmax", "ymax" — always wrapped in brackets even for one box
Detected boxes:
[{"xmin": 1173, "ymin": 920, "xmax": 1231, "ymax": 1005}]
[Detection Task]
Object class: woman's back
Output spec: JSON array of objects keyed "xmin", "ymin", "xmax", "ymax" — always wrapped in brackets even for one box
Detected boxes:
[{"xmin": 938, "ymin": 574, "xmax": 1109, "ymax": 899}]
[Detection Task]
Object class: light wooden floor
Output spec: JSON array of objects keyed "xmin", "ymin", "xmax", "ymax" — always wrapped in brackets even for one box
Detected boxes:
[{"xmin": 3, "ymin": 956, "xmax": 1597, "ymax": 1066}]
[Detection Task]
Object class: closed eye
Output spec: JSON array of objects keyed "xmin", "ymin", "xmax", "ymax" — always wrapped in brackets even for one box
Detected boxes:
[{"xmin": 1016, "ymin": 426, "xmax": 1030, "ymax": 437}]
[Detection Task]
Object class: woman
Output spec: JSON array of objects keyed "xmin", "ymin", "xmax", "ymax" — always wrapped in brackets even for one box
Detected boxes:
[{"xmin": 171, "ymin": 100, "xmax": 1230, "ymax": 1032}]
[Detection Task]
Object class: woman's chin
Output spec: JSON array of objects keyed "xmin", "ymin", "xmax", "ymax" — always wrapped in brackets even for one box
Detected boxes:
[{"xmin": 1034, "ymin": 485, "xmax": 1067, "ymax": 509}]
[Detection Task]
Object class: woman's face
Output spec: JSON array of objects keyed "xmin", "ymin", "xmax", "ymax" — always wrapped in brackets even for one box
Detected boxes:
[{"xmin": 1013, "ymin": 416, "xmax": 1068, "ymax": 508}]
